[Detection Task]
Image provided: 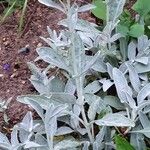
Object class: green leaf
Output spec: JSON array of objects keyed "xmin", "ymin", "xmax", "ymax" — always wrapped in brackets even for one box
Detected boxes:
[
  {"xmin": 92, "ymin": 0, "xmax": 106, "ymax": 20},
  {"xmin": 115, "ymin": 135, "xmax": 135, "ymax": 150},
  {"xmin": 129, "ymin": 24, "xmax": 144, "ymax": 38},
  {"xmin": 117, "ymin": 24, "xmax": 129, "ymax": 36},
  {"xmin": 132, "ymin": 0, "xmax": 150, "ymax": 17}
]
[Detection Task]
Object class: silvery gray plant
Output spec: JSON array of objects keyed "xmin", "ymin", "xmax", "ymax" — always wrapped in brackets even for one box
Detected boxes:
[{"xmin": 1, "ymin": 0, "xmax": 150, "ymax": 149}]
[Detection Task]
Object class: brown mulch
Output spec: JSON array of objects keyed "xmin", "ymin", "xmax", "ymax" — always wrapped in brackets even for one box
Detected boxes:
[{"xmin": 0, "ymin": 0, "xmax": 94, "ymax": 131}]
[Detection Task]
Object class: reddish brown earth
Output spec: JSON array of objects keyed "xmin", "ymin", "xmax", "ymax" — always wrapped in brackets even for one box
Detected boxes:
[
  {"xmin": 0, "ymin": 0, "xmax": 136, "ymax": 133},
  {"xmin": 0, "ymin": 0, "xmax": 94, "ymax": 132}
]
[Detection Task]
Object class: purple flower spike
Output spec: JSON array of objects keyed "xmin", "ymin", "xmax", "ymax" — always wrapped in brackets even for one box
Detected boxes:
[{"xmin": 3, "ymin": 63, "xmax": 11, "ymax": 71}]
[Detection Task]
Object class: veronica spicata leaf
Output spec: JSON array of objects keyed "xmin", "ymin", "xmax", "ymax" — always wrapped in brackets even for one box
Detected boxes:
[
  {"xmin": 103, "ymin": 96, "xmax": 124, "ymax": 110},
  {"xmin": 95, "ymin": 113, "xmax": 135, "ymax": 127},
  {"xmin": 82, "ymin": 51, "xmax": 101, "ymax": 74},
  {"xmin": 134, "ymin": 62, "xmax": 150, "ymax": 73},
  {"xmin": 55, "ymin": 127, "xmax": 74, "ymax": 136},
  {"xmin": 126, "ymin": 63, "xmax": 141, "ymax": 92},
  {"xmin": 64, "ymin": 79, "xmax": 76, "ymax": 95},
  {"xmin": 36, "ymin": 47, "xmax": 70, "ymax": 72},
  {"xmin": 88, "ymin": 97, "xmax": 100, "ymax": 121},
  {"xmin": 78, "ymin": 4, "xmax": 96, "ymax": 12},
  {"xmin": 54, "ymin": 138, "xmax": 81, "ymax": 150},
  {"xmin": 106, "ymin": 63, "xmax": 113, "ymax": 79},
  {"xmin": 0, "ymin": 132, "xmax": 10, "ymax": 147},
  {"xmin": 137, "ymin": 83, "xmax": 150, "ymax": 104},
  {"xmin": 24, "ymin": 141, "xmax": 43, "ymax": 149},
  {"xmin": 18, "ymin": 112, "xmax": 34, "ymax": 132},
  {"xmin": 94, "ymin": 126, "xmax": 106, "ymax": 147},
  {"xmin": 38, "ymin": 0, "xmax": 65, "ymax": 13},
  {"xmin": 72, "ymin": 33, "xmax": 85, "ymax": 75},
  {"xmin": 35, "ymin": 134, "xmax": 49, "ymax": 150},
  {"xmin": 92, "ymin": 58, "xmax": 107, "ymax": 73},
  {"xmin": 138, "ymin": 112, "xmax": 150, "ymax": 138},
  {"xmin": 128, "ymin": 42, "xmax": 136, "ymax": 61},
  {"xmin": 130, "ymin": 132, "xmax": 146, "ymax": 150},
  {"xmin": 106, "ymin": 0, "xmax": 126, "ymax": 22},
  {"xmin": 99, "ymin": 78, "xmax": 114, "ymax": 92},
  {"xmin": 58, "ymin": 19, "xmax": 100, "ymax": 36},
  {"xmin": 49, "ymin": 92, "xmax": 76, "ymax": 104},
  {"xmin": 137, "ymin": 35, "xmax": 150, "ymax": 53},
  {"xmin": 45, "ymin": 104, "xmax": 68, "ymax": 146},
  {"xmin": 84, "ymin": 80, "xmax": 101, "ymax": 94},
  {"xmin": 17, "ymin": 95, "xmax": 53, "ymax": 110},
  {"xmin": 135, "ymin": 57, "xmax": 149, "ymax": 65},
  {"xmin": 113, "ymin": 68, "xmax": 132, "ymax": 103}
]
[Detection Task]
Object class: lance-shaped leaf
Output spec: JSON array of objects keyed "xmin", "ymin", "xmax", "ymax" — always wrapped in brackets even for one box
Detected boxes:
[
  {"xmin": 135, "ymin": 57, "xmax": 149, "ymax": 65},
  {"xmin": 58, "ymin": 19, "xmax": 100, "ymax": 36},
  {"xmin": 134, "ymin": 62, "xmax": 150, "ymax": 73},
  {"xmin": 138, "ymin": 112, "xmax": 150, "ymax": 138},
  {"xmin": 88, "ymin": 98, "xmax": 100, "ymax": 121},
  {"xmin": 137, "ymin": 35, "xmax": 150, "ymax": 53},
  {"xmin": 130, "ymin": 132, "xmax": 146, "ymax": 150},
  {"xmin": 54, "ymin": 138, "xmax": 81, "ymax": 150},
  {"xmin": 45, "ymin": 104, "xmax": 68, "ymax": 146},
  {"xmin": 95, "ymin": 113, "xmax": 135, "ymax": 127},
  {"xmin": 78, "ymin": 4, "xmax": 95, "ymax": 12},
  {"xmin": 106, "ymin": 0, "xmax": 126, "ymax": 22},
  {"xmin": 24, "ymin": 141, "xmax": 44, "ymax": 149},
  {"xmin": 72, "ymin": 33, "xmax": 85, "ymax": 75},
  {"xmin": 128, "ymin": 42, "xmax": 136, "ymax": 61},
  {"xmin": 38, "ymin": 0, "xmax": 65, "ymax": 13},
  {"xmin": 0, "ymin": 132, "xmax": 11, "ymax": 149},
  {"xmin": 36, "ymin": 47, "xmax": 70, "ymax": 72},
  {"xmin": 17, "ymin": 95, "xmax": 54, "ymax": 110},
  {"xmin": 49, "ymin": 92, "xmax": 76, "ymax": 104},
  {"xmin": 64, "ymin": 79, "xmax": 76, "ymax": 95},
  {"xmin": 35, "ymin": 134, "xmax": 49, "ymax": 150},
  {"xmin": 92, "ymin": 58, "xmax": 107, "ymax": 73},
  {"xmin": 84, "ymin": 80, "xmax": 101, "ymax": 94},
  {"xmin": 137, "ymin": 83, "xmax": 150, "ymax": 104},
  {"xmin": 99, "ymin": 78, "xmax": 113, "ymax": 92},
  {"xmin": 55, "ymin": 127, "xmax": 74, "ymax": 136},
  {"xmin": 126, "ymin": 63, "xmax": 140, "ymax": 92},
  {"xmin": 106, "ymin": 63, "xmax": 113, "ymax": 79},
  {"xmin": 103, "ymin": 96, "xmax": 124, "ymax": 110},
  {"xmin": 113, "ymin": 68, "xmax": 132, "ymax": 103},
  {"xmin": 82, "ymin": 51, "xmax": 101, "ymax": 74}
]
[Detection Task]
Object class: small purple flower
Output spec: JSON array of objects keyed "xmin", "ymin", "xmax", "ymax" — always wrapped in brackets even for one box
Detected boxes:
[{"xmin": 3, "ymin": 63, "xmax": 11, "ymax": 71}]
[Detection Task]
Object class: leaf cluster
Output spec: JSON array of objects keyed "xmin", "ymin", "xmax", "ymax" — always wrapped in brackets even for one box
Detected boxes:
[{"xmin": 1, "ymin": 0, "xmax": 150, "ymax": 149}]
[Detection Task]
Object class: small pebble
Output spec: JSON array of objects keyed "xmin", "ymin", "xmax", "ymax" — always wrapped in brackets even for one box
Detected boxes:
[
  {"xmin": 37, "ymin": 43, "xmax": 42, "ymax": 47},
  {"xmin": 21, "ymin": 80, "xmax": 26, "ymax": 84},
  {"xmin": 3, "ymin": 41, "xmax": 9, "ymax": 46},
  {"xmin": 10, "ymin": 72, "xmax": 18, "ymax": 78},
  {"xmin": 0, "ymin": 74, "xmax": 4, "ymax": 78}
]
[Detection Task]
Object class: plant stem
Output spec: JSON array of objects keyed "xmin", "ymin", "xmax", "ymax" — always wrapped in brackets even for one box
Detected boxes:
[
  {"xmin": 46, "ymin": 133, "xmax": 53, "ymax": 150},
  {"xmin": 71, "ymin": 34, "xmax": 94, "ymax": 143}
]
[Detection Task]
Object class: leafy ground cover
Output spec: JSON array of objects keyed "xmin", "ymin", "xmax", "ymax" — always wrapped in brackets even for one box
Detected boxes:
[{"xmin": 2, "ymin": 0, "xmax": 150, "ymax": 149}]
